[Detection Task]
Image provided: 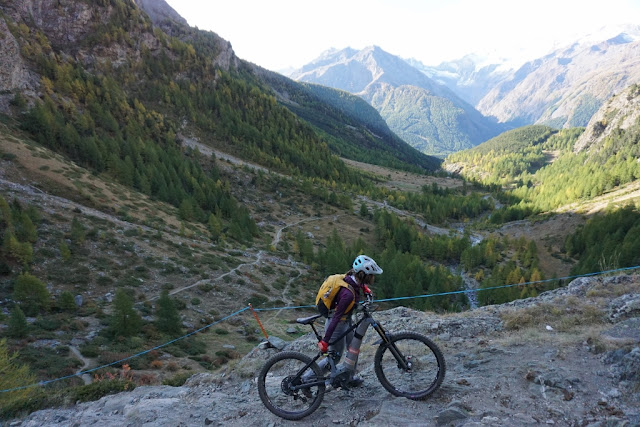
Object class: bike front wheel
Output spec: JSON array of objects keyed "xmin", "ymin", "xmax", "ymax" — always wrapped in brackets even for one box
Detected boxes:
[
  {"xmin": 374, "ymin": 332, "xmax": 446, "ymax": 400},
  {"xmin": 257, "ymin": 351, "xmax": 326, "ymax": 420}
]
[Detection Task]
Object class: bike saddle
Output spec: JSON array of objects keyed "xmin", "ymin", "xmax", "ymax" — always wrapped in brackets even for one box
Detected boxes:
[{"xmin": 296, "ymin": 314, "xmax": 322, "ymax": 325}]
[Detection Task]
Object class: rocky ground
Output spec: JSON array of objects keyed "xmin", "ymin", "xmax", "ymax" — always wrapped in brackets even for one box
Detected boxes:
[{"xmin": 9, "ymin": 275, "xmax": 640, "ymax": 426}]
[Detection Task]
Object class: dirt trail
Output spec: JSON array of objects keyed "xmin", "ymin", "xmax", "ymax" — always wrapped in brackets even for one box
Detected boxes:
[{"xmin": 69, "ymin": 346, "xmax": 93, "ymax": 385}]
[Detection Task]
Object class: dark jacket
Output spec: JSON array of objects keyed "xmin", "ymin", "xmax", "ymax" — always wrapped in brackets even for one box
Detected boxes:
[{"xmin": 323, "ymin": 275, "xmax": 361, "ymax": 343}]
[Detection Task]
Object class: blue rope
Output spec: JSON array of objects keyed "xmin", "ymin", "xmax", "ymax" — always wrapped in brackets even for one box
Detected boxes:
[
  {"xmin": 251, "ymin": 265, "xmax": 640, "ymax": 308},
  {"xmin": 2, "ymin": 264, "xmax": 639, "ymax": 394},
  {"xmin": 0, "ymin": 307, "xmax": 249, "ymax": 394},
  {"xmin": 374, "ymin": 265, "xmax": 640, "ymax": 303}
]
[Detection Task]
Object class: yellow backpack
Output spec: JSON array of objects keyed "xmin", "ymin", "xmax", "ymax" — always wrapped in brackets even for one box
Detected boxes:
[{"xmin": 315, "ymin": 274, "xmax": 355, "ymax": 318}]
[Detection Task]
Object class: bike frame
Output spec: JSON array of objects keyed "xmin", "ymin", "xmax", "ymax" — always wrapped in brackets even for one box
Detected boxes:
[{"xmin": 290, "ymin": 305, "xmax": 411, "ymax": 391}]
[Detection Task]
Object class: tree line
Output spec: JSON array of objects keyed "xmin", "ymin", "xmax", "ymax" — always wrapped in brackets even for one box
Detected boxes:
[{"xmin": 564, "ymin": 204, "xmax": 640, "ymax": 275}]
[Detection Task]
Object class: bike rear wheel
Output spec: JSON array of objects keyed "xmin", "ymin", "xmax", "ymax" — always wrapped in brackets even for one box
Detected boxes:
[
  {"xmin": 374, "ymin": 332, "xmax": 446, "ymax": 400},
  {"xmin": 257, "ymin": 351, "xmax": 326, "ymax": 420}
]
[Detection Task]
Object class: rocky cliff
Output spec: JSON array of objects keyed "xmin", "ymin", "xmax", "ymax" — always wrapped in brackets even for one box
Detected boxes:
[
  {"xmin": 12, "ymin": 274, "xmax": 640, "ymax": 426},
  {"xmin": 0, "ymin": 0, "xmax": 238, "ymax": 114},
  {"xmin": 573, "ymin": 83, "xmax": 640, "ymax": 153},
  {"xmin": 0, "ymin": 11, "xmax": 38, "ymax": 112}
]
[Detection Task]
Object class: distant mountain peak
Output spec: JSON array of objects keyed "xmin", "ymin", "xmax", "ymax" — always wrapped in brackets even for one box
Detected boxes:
[
  {"xmin": 606, "ymin": 32, "xmax": 635, "ymax": 45},
  {"xmin": 475, "ymin": 25, "xmax": 640, "ymax": 128},
  {"xmin": 291, "ymin": 46, "xmax": 503, "ymax": 156}
]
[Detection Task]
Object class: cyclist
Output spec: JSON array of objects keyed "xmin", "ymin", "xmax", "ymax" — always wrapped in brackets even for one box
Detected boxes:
[{"xmin": 314, "ymin": 255, "xmax": 383, "ymax": 387}]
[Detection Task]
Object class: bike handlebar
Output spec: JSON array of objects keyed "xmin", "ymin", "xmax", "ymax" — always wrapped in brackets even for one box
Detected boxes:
[{"xmin": 359, "ymin": 293, "xmax": 375, "ymax": 312}]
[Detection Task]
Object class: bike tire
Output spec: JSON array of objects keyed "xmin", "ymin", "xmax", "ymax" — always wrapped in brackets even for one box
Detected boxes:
[
  {"xmin": 257, "ymin": 351, "xmax": 326, "ymax": 420},
  {"xmin": 374, "ymin": 332, "xmax": 446, "ymax": 400}
]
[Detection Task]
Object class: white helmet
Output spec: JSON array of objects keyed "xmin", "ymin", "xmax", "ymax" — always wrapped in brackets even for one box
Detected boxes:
[{"xmin": 352, "ymin": 255, "xmax": 383, "ymax": 275}]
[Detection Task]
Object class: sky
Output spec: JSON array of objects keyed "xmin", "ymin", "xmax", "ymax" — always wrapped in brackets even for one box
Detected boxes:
[{"xmin": 164, "ymin": 0, "xmax": 640, "ymax": 72}]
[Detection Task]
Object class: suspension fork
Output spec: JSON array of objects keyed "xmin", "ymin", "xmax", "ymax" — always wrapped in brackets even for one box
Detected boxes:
[{"xmin": 372, "ymin": 321, "xmax": 411, "ymax": 371}]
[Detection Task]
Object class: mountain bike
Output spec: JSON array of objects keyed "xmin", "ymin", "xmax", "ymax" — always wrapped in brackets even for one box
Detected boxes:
[{"xmin": 257, "ymin": 295, "xmax": 446, "ymax": 420}]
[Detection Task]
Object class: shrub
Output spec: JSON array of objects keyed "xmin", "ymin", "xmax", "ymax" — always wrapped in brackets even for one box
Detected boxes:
[
  {"xmin": 0, "ymin": 339, "xmax": 38, "ymax": 417},
  {"xmin": 58, "ymin": 291, "xmax": 76, "ymax": 312},
  {"xmin": 155, "ymin": 291, "xmax": 181, "ymax": 335},
  {"xmin": 96, "ymin": 275, "xmax": 114, "ymax": 286},
  {"xmin": 72, "ymin": 378, "xmax": 135, "ymax": 402},
  {"xmin": 7, "ymin": 306, "xmax": 28, "ymax": 338},
  {"xmin": 168, "ymin": 337, "xmax": 206, "ymax": 357},
  {"xmin": 0, "ymin": 261, "xmax": 12, "ymax": 276},
  {"xmin": 70, "ymin": 218, "xmax": 86, "ymax": 245},
  {"xmin": 246, "ymin": 294, "xmax": 269, "ymax": 307},
  {"xmin": 260, "ymin": 265, "xmax": 275, "ymax": 275},
  {"xmin": 59, "ymin": 240, "xmax": 71, "ymax": 261},
  {"xmin": 162, "ymin": 372, "xmax": 191, "ymax": 387},
  {"xmin": 13, "ymin": 273, "xmax": 50, "ymax": 316},
  {"xmin": 34, "ymin": 316, "xmax": 62, "ymax": 331},
  {"xmin": 108, "ymin": 289, "xmax": 142, "ymax": 337},
  {"xmin": 135, "ymin": 373, "xmax": 156, "ymax": 385},
  {"xmin": 198, "ymin": 283, "xmax": 214, "ymax": 292},
  {"xmin": 0, "ymin": 388, "xmax": 50, "ymax": 420},
  {"xmin": 4, "ymin": 234, "xmax": 33, "ymax": 264}
]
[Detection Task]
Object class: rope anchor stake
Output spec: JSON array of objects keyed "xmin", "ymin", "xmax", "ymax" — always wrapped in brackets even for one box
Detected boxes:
[{"xmin": 248, "ymin": 303, "xmax": 269, "ymax": 340}]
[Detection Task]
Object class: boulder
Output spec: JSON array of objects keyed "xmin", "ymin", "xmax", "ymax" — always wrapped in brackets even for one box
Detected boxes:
[{"xmin": 609, "ymin": 294, "xmax": 640, "ymax": 321}]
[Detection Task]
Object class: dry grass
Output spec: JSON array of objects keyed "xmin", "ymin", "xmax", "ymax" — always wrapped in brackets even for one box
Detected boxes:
[
  {"xmin": 341, "ymin": 158, "xmax": 464, "ymax": 192},
  {"xmin": 500, "ymin": 296, "xmax": 606, "ymax": 332},
  {"xmin": 585, "ymin": 279, "xmax": 640, "ymax": 298},
  {"xmin": 556, "ymin": 180, "xmax": 640, "ymax": 215},
  {"xmin": 498, "ymin": 276, "xmax": 640, "ymax": 352},
  {"xmin": 0, "ymin": 126, "xmax": 185, "ymax": 230}
]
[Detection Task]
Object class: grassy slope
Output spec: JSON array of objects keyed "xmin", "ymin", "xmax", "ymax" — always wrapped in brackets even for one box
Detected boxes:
[{"xmin": 257, "ymin": 72, "xmax": 441, "ymax": 172}]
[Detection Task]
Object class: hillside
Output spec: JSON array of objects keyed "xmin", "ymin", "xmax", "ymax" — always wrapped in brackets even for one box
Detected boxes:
[
  {"xmin": 291, "ymin": 46, "xmax": 504, "ymax": 157},
  {"xmin": 573, "ymin": 83, "xmax": 640, "ymax": 153},
  {"xmin": 13, "ymin": 274, "xmax": 640, "ymax": 426},
  {"xmin": 443, "ymin": 125, "xmax": 564, "ymax": 184},
  {"xmin": 444, "ymin": 83, "xmax": 640, "ymax": 214},
  {"xmin": 253, "ymin": 70, "xmax": 440, "ymax": 171},
  {"xmin": 0, "ymin": 0, "xmax": 435, "ymax": 182},
  {"xmin": 133, "ymin": 0, "xmax": 440, "ymax": 173},
  {"xmin": 0, "ymin": 0, "xmax": 455, "ymax": 418}
]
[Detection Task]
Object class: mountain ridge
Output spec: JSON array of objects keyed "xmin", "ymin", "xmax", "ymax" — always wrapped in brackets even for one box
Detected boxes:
[
  {"xmin": 399, "ymin": 25, "xmax": 640, "ymax": 131},
  {"xmin": 291, "ymin": 46, "xmax": 504, "ymax": 156},
  {"xmin": 475, "ymin": 27, "xmax": 640, "ymax": 128}
]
